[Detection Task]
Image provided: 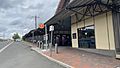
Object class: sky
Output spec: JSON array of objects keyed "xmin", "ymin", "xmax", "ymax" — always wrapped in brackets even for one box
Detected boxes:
[{"xmin": 0, "ymin": 0, "xmax": 59, "ymax": 39}]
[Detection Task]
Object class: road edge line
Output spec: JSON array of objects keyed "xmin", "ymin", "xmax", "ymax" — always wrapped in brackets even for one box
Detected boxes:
[
  {"xmin": 31, "ymin": 47, "xmax": 74, "ymax": 68},
  {"xmin": 0, "ymin": 42, "xmax": 14, "ymax": 53}
]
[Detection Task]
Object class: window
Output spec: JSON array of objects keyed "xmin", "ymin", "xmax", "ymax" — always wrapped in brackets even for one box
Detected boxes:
[
  {"xmin": 72, "ymin": 33, "xmax": 76, "ymax": 39},
  {"xmin": 78, "ymin": 25, "xmax": 96, "ymax": 48}
]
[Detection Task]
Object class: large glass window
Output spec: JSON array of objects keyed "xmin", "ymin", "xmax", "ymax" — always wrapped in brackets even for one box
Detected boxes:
[
  {"xmin": 72, "ymin": 33, "xmax": 76, "ymax": 39},
  {"xmin": 78, "ymin": 25, "xmax": 96, "ymax": 48}
]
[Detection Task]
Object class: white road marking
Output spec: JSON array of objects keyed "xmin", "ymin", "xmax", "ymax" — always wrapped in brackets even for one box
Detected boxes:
[{"xmin": 0, "ymin": 42, "xmax": 14, "ymax": 53}]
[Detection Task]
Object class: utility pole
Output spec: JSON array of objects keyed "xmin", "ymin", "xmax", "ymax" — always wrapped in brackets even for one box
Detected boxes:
[
  {"xmin": 34, "ymin": 16, "xmax": 40, "ymax": 29},
  {"xmin": 32, "ymin": 16, "xmax": 40, "ymax": 42},
  {"xmin": 34, "ymin": 16, "xmax": 38, "ymax": 29}
]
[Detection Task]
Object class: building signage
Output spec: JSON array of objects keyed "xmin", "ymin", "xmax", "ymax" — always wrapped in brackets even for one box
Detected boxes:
[
  {"xmin": 49, "ymin": 25, "xmax": 54, "ymax": 31},
  {"xmin": 39, "ymin": 24, "xmax": 45, "ymax": 29}
]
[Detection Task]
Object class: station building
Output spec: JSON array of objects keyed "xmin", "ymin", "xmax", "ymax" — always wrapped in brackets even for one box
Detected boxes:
[{"xmin": 45, "ymin": 0, "xmax": 120, "ymax": 58}]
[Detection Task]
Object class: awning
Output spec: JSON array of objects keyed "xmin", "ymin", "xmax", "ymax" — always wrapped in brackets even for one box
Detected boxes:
[
  {"xmin": 45, "ymin": 0, "xmax": 120, "ymax": 25},
  {"xmin": 45, "ymin": 0, "xmax": 94, "ymax": 25}
]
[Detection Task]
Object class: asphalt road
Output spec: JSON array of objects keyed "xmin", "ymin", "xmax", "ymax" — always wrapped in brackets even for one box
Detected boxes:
[
  {"xmin": 0, "ymin": 40, "xmax": 12, "ymax": 49},
  {"xmin": 0, "ymin": 42, "xmax": 65, "ymax": 68}
]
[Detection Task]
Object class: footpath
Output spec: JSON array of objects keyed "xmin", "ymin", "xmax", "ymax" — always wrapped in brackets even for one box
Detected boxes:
[{"xmin": 26, "ymin": 42, "xmax": 120, "ymax": 68}]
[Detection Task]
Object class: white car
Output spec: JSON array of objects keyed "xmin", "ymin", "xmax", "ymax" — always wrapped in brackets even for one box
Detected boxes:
[{"xmin": 16, "ymin": 39, "xmax": 21, "ymax": 42}]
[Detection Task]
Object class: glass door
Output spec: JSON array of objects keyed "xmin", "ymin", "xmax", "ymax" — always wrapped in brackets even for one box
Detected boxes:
[{"xmin": 78, "ymin": 25, "xmax": 96, "ymax": 49}]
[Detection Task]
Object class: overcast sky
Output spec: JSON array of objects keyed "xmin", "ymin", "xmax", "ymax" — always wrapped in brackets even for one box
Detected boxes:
[{"xmin": 0, "ymin": 0, "xmax": 59, "ymax": 39}]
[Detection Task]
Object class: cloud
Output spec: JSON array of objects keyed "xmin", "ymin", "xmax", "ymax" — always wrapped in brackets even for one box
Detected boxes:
[
  {"xmin": 9, "ymin": 18, "xmax": 22, "ymax": 25},
  {"xmin": 0, "ymin": 0, "xmax": 59, "ymax": 39},
  {"xmin": 27, "ymin": 3, "xmax": 44, "ymax": 9},
  {"xmin": 0, "ymin": 27, "xmax": 7, "ymax": 32},
  {"xmin": 0, "ymin": 0, "xmax": 24, "ymax": 9}
]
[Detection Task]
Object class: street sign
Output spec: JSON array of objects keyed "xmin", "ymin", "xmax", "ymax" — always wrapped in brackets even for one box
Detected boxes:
[
  {"xmin": 49, "ymin": 25, "xmax": 54, "ymax": 31},
  {"xmin": 39, "ymin": 24, "xmax": 45, "ymax": 29}
]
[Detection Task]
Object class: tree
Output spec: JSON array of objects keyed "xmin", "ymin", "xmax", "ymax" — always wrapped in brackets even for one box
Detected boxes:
[{"xmin": 12, "ymin": 33, "xmax": 20, "ymax": 41}]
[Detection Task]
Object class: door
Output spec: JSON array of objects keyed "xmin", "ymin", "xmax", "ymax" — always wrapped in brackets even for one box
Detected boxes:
[{"xmin": 77, "ymin": 25, "xmax": 96, "ymax": 49}]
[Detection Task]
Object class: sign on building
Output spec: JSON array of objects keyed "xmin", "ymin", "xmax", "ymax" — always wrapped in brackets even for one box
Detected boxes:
[
  {"xmin": 39, "ymin": 24, "xmax": 45, "ymax": 29},
  {"xmin": 49, "ymin": 25, "xmax": 54, "ymax": 31}
]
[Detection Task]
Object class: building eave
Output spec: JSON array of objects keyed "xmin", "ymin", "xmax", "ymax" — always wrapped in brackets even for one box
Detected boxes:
[{"xmin": 45, "ymin": 0, "xmax": 93, "ymax": 26}]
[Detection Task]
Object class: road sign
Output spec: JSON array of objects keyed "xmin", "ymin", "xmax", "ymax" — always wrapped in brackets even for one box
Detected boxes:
[
  {"xmin": 49, "ymin": 25, "xmax": 54, "ymax": 31},
  {"xmin": 39, "ymin": 24, "xmax": 45, "ymax": 29}
]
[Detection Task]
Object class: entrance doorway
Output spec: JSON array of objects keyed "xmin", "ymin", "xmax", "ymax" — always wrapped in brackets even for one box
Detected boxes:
[
  {"xmin": 78, "ymin": 25, "xmax": 96, "ymax": 48},
  {"xmin": 53, "ymin": 34, "xmax": 71, "ymax": 46}
]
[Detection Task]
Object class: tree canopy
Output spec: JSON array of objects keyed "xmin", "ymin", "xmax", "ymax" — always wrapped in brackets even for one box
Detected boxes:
[{"xmin": 12, "ymin": 33, "xmax": 20, "ymax": 41}]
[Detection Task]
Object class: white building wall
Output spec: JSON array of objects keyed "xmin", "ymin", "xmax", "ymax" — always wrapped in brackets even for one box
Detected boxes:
[{"xmin": 71, "ymin": 12, "xmax": 115, "ymax": 50}]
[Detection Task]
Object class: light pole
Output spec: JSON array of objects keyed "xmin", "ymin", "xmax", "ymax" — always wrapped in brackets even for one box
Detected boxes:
[
  {"xmin": 32, "ymin": 16, "xmax": 40, "ymax": 43},
  {"xmin": 45, "ymin": 25, "xmax": 48, "ymax": 50},
  {"xmin": 34, "ymin": 16, "xmax": 40, "ymax": 29}
]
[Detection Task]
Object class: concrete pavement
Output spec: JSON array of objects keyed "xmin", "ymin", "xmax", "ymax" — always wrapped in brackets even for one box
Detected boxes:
[
  {"xmin": 34, "ymin": 46, "xmax": 120, "ymax": 68},
  {"xmin": 31, "ymin": 47, "xmax": 73, "ymax": 68},
  {"xmin": 0, "ymin": 42, "xmax": 65, "ymax": 68}
]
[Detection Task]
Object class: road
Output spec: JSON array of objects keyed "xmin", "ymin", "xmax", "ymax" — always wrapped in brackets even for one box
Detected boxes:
[
  {"xmin": 0, "ymin": 41, "xmax": 65, "ymax": 68},
  {"xmin": 0, "ymin": 40, "xmax": 12, "ymax": 49}
]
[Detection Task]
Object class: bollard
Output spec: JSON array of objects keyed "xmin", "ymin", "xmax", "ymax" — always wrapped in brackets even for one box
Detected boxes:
[
  {"xmin": 49, "ymin": 43, "xmax": 52, "ymax": 57},
  {"xmin": 37, "ymin": 41, "xmax": 39, "ymax": 47},
  {"xmin": 41, "ymin": 41, "xmax": 44, "ymax": 49},
  {"xmin": 44, "ymin": 44, "xmax": 48, "ymax": 50},
  {"xmin": 38, "ymin": 41, "xmax": 41, "ymax": 48},
  {"xmin": 55, "ymin": 43, "xmax": 58, "ymax": 54},
  {"xmin": 32, "ymin": 40, "xmax": 35, "ymax": 46}
]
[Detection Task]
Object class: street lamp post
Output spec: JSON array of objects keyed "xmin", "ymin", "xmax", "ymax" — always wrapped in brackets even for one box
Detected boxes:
[
  {"xmin": 34, "ymin": 16, "xmax": 38, "ymax": 29},
  {"xmin": 45, "ymin": 25, "xmax": 48, "ymax": 50},
  {"xmin": 32, "ymin": 16, "xmax": 40, "ymax": 44}
]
